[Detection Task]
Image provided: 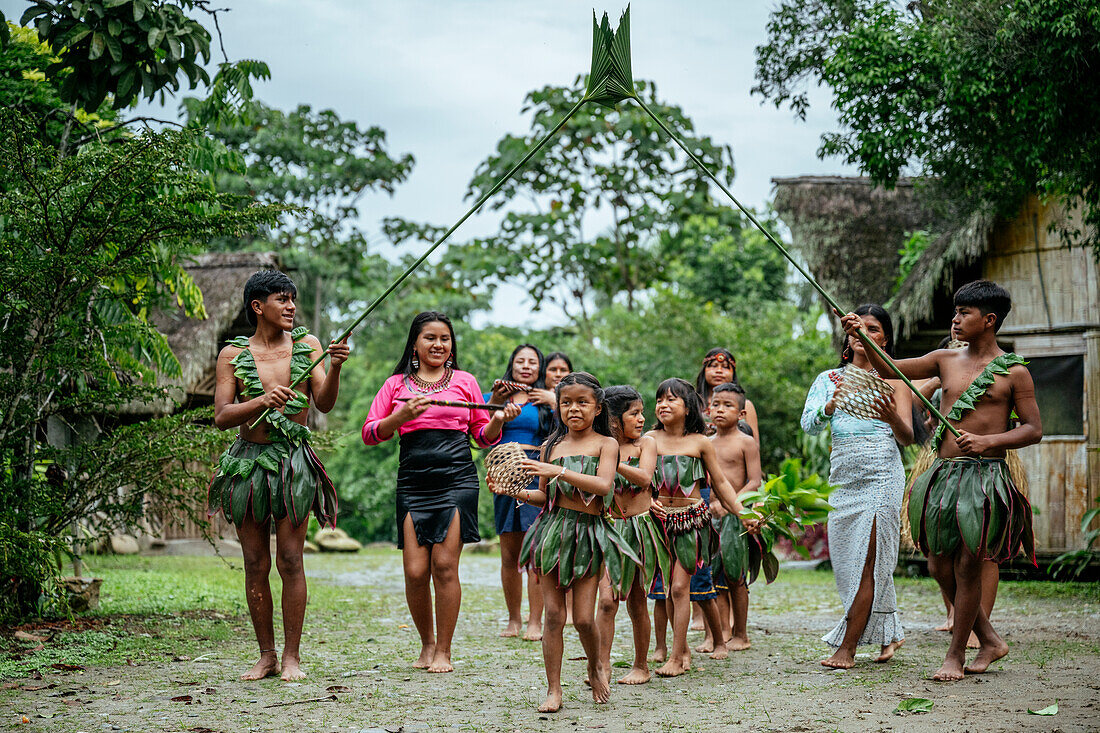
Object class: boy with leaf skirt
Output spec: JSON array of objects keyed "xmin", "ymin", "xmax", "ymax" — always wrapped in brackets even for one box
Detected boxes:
[
  {"xmin": 842, "ymin": 280, "xmax": 1041, "ymax": 681},
  {"xmin": 207, "ymin": 271, "xmax": 349, "ymax": 682}
]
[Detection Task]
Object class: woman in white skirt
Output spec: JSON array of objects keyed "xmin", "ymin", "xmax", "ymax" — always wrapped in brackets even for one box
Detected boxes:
[{"xmin": 801, "ymin": 304, "xmax": 914, "ymax": 668}]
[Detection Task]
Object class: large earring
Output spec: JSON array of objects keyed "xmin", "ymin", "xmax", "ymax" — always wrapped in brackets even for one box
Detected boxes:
[
  {"xmin": 841, "ymin": 343, "xmax": 853, "ymax": 363},
  {"xmin": 445, "ymin": 355, "xmax": 453, "ymax": 369},
  {"xmin": 411, "ymin": 352, "xmax": 419, "ymax": 370}
]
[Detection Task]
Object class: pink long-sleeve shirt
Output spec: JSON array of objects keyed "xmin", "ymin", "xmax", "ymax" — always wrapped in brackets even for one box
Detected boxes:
[{"xmin": 361, "ymin": 370, "xmax": 501, "ymax": 448}]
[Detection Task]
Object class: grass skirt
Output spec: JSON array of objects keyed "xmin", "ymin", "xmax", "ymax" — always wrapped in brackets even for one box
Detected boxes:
[
  {"xmin": 604, "ymin": 511, "xmax": 670, "ymax": 599},
  {"xmin": 519, "ymin": 506, "xmax": 641, "ymax": 589},
  {"xmin": 908, "ymin": 457, "xmax": 1035, "ymax": 565},
  {"xmin": 207, "ymin": 438, "xmax": 337, "ymax": 528}
]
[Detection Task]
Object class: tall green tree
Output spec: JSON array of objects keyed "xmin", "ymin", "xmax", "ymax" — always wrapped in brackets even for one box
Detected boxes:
[
  {"xmin": 192, "ymin": 101, "xmax": 416, "ymax": 337},
  {"xmin": 753, "ymin": 0, "xmax": 1100, "ymax": 254},
  {"xmin": 389, "ymin": 78, "xmax": 740, "ymax": 322}
]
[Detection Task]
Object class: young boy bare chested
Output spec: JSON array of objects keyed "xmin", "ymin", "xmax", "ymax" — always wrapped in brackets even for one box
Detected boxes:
[
  {"xmin": 209, "ymin": 270, "xmax": 349, "ymax": 682},
  {"xmin": 708, "ymin": 384, "xmax": 762, "ymax": 651},
  {"xmin": 842, "ymin": 280, "xmax": 1041, "ymax": 681}
]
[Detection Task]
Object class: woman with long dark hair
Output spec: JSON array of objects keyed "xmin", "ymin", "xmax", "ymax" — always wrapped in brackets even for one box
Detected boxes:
[
  {"xmin": 362, "ymin": 312, "xmax": 519, "ymax": 673},
  {"xmin": 800, "ymin": 304, "xmax": 913, "ymax": 669},
  {"xmin": 487, "ymin": 344, "xmax": 554, "ymax": 640}
]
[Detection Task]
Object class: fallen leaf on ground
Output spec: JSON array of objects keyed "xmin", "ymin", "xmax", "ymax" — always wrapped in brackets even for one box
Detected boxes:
[
  {"xmin": 173, "ymin": 656, "xmax": 191, "ymax": 662},
  {"xmin": 397, "ymin": 624, "xmax": 409, "ymax": 629},
  {"xmin": 14, "ymin": 631, "xmax": 47, "ymax": 643},
  {"xmin": 325, "ymin": 685, "xmax": 352, "ymax": 693},
  {"xmin": 188, "ymin": 728, "xmax": 217, "ymax": 733},
  {"xmin": 49, "ymin": 663, "xmax": 84, "ymax": 672},
  {"xmin": 568, "ymin": 656, "xmax": 588, "ymax": 661},
  {"xmin": 894, "ymin": 698, "xmax": 933, "ymax": 714},
  {"xmin": 104, "ymin": 680, "xmax": 120, "ymax": 687},
  {"xmin": 1028, "ymin": 703, "xmax": 1058, "ymax": 716},
  {"xmin": 171, "ymin": 695, "xmax": 194, "ymax": 704},
  {"xmin": 2, "ymin": 682, "xmax": 19, "ymax": 689}
]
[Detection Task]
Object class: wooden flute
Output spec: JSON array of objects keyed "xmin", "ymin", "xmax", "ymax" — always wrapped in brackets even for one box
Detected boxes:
[{"xmin": 396, "ymin": 397, "xmax": 506, "ymax": 411}]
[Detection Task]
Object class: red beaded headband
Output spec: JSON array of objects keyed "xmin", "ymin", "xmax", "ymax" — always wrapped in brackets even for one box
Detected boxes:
[{"xmin": 703, "ymin": 352, "xmax": 736, "ymax": 369}]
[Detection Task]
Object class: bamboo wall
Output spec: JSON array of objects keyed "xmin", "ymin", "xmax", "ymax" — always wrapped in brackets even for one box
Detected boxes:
[{"xmin": 983, "ymin": 196, "xmax": 1099, "ymax": 555}]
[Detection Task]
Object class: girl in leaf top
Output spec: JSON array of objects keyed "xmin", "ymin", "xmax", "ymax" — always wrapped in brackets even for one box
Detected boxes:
[
  {"xmin": 485, "ymin": 344, "xmax": 554, "ymax": 641},
  {"xmin": 362, "ymin": 312, "xmax": 520, "ymax": 674},
  {"xmin": 595, "ymin": 386, "xmax": 661, "ymax": 686},
  {"xmin": 489, "ymin": 372, "xmax": 639, "ymax": 713},
  {"xmin": 646, "ymin": 378, "xmax": 756, "ymax": 678}
]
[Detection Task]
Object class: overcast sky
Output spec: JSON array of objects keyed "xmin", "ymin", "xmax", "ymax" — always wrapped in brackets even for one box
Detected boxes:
[{"xmin": 4, "ymin": 0, "xmax": 858, "ymax": 326}]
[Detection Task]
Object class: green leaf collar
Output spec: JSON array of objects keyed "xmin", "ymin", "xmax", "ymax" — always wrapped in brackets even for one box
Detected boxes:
[
  {"xmin": 229, "ymin": 326, "xmax": 315, "ymax": 445},
  {"xmin": 932, "ymin": 353, "xmax": 1027, "ymax": 451}
]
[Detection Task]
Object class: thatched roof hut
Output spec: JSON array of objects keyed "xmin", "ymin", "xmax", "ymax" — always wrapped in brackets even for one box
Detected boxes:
[
  {"xmin": 771, "ymin": 176, "xmax": 938, "ymax": 320},
  {"xmin": 123, "ymin": 252, "xmax": 281, "ymax": 416}
]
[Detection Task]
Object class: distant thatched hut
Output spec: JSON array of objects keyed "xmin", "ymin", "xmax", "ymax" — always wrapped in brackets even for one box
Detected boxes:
[{"xmin": 773, "ymin": 178, "xmax": 1098, "ymax": 561}]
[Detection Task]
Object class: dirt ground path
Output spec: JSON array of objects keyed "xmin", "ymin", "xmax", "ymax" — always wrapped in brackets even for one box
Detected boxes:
[{"xmin": 2, "ymin": 551, "xmax": 1098, "ymax": 732}]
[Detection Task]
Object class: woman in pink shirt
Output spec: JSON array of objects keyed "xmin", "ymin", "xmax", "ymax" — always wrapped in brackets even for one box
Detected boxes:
[{"xmin": 363, "ymin": 311, "xmax": 518, "ymax": 673}]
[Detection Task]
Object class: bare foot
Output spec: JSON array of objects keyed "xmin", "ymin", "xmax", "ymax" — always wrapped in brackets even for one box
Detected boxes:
[
  {"xmin": 539, "ymin": 687, "xmax": 563, "ymax": 713},
  {"xmin": 427, "ymin": 650, "xmax": 454, "ymax": 673},
  {"xmin": 617, "ymin": 666, "xmax": 651, "ymax": 685},
  {"xmin": 588, "ymin": 660, "xmax": 610, "ymax": 704},
  {"xmin": 709, "ymin": 645, "xmax": 728, "ymax": 661},
  {"xmin": 279, "ymin": 654, "xmax": 305, "ymax": 682},
  {"xmin": 875, "ymin": 639, "xmax": 904, "ymax": 663},
  {"xmin": 655, "ymin": 658, "xmax": 689, "ymax": 677},
  {"xmin": 965, "ymin": 639, "xmax": 1009, "ymax": 674},
  {"xmin": 820, "ymin": 649, "xmax": 855, "ymax": 669},
  {"xmin": 932, "ymin": 655, "xmax": 965, "ymax": 681},
  {"xmin": 650, "ymin": 648, "xmax": 667, "ymax": 663},
  {"xmin": 500, "ymin": 620, "xmax": 521, "ymax": 638},
  {"xmin": 523, "ymin": 623, "xmax": 543, "ymax": 642},
  {"xmin": 239, "ymin": 652, "xmax": 279, "ymax": 681},
  {"xmin": 935, "ymin": 616, "xmax": 954, "ymax": 632},
  {"xmin": 690, "ymin": 618, "xmax": 705, "ymax": 631},
  {"xmin": 413, "ymin": 643, "xmax": 436, "ymax": 669},
  {"xmin": 694, "ymin": 638, "xmax": 714, "ymax": 653},
  {"xmin": 726, "ymin": 636, "xmax": 751, "ymax": 651},
  {"xmin": 966, "ymin": 631, "xmax": 980, "ymax": 649}
]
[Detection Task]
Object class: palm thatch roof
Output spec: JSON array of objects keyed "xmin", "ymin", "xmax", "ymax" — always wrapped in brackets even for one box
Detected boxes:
[
  {"xmin": 771, "ymin": 176, "xmax": 936, "ymax": 317},
  {"xmin": 122, "ymin": 252, "xmax": 281, "ymax": 416}
]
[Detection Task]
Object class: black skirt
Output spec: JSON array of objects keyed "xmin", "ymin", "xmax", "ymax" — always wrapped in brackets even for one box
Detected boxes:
[{"xmin": 396, "ymin": 429, "xmax": 481, "ymax": 549}]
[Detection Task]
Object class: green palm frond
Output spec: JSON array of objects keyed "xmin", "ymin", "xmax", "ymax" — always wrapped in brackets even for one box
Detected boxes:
[{"xmin": 584, "ymin": 7, "xmax": 635, "ymax": 107}]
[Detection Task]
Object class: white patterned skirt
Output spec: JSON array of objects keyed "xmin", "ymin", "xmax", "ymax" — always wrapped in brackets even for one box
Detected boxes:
[{"xmin": 822, "ymin": 434, "xmax": 905, "ymax": 648}]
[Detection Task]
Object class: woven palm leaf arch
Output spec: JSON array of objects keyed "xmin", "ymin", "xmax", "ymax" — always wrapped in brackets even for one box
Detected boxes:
[{"xmin": 252, "ymin": 6, "xmax": 957, "ymax": 437}]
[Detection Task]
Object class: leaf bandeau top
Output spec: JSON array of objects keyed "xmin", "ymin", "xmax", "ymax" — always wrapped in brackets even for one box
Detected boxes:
[
  {"xmin": 548, "ymin": 454, "xmax": 613, "ymax": 510},
  {"xmin": 614, "ymin": 455, "xmax": 647, "ymax": 495},
  {"xmin": 652, "ymin": 454, "xmax": 706, "ymax": 498}
]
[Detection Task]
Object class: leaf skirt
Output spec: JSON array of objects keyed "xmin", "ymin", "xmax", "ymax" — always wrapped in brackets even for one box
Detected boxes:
[
  {"xmin": 711, "ymin": 514, "xmax": 779, "ymax": 586},
  {"xmin": 604, "ymin": 511, "xmax": 671, "ymax": 599},
  {"xmin": 207, "ymin": 438, "xmax": 338, "ymax": 528},
  {"xmin": 908, "ymin": 457, "xmax": 1034, "ymax": 565},
  {"xmin": 519, "ymin": 506, "xmax": 641, "ymax": 589}
]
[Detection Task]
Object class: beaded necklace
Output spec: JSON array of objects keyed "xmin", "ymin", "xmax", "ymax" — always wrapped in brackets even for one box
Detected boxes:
[{"xmin": 404, "ymin": 367, "xmax": 454, "ymax": 395}]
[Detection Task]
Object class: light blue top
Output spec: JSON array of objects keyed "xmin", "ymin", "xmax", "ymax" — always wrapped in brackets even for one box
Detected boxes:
[{"xmin": 801, "ymin": 368, "xmax": 893, "ymax": 439}]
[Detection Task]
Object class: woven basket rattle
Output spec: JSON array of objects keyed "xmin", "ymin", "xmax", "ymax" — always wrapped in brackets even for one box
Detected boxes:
[
  {"xmin": 484, "ymin": 442, "xmax": 532, "ymax": 497},
  {"xmin": 833, "ymin": 365, "xmax": 894, "ymax": 421}
]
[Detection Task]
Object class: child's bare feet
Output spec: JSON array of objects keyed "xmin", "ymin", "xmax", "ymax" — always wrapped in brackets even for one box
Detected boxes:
[
  {"xmin": 240, "ymin": 652, "xmax": 279, "ymax": 680},
  {"xmin": 650, "ymin": 647, "xmax": 667, "ymax": 663},
  {"xmin": 279, "ymin": 653, "xmax": 305, "ymax": 682},
  {"xmin": 427, "ymin": 650, "xmax": 454, "ymax": 673},
  {"xmin": 820, "ymin": 649, "xmax": 855, "ymax": 669},
  {"xmin": 617, "ymin": 666, "xmax": 651, "ymax": 685},
  {"xmin": 523, "ymin": 622, "xmax": 543, "ymax": 642},
  {"xmin": 500, "ymin": 620, "xmax": 521, "ymax": 638},
  {"xmin": 539, "ymin": 687, "xmax": 563, "ymax": 713},
  {"xmin": 726, "ymin": 635, "xmax": 751, "ymax": 651},
  {"xmin": 690, "ymin": 618, "xmax": 705, "ymax": 631},
  {"xmin": 694, "ymin": 638, "xmax": 714, "ymax": 653},
  {"xmin": 936, "ymin": 613, "xmax": 954, "ymax": 632},
  {"xmin": 875, "ymin": 639, "xmax": 904, "ymax": 663},
  {"xmin": 588, "ymin": 660, "xmax": 610, "ymax": 704},
  {"xmin": 655, "ymin": 656, "xmax": 690, "ymax": 677},
  {"xmin": 964, "ymin": 638, "xmax": 1008, "ymax": 674},
  {"xmin": 709, "ymin": 645, "xmax": 728, "ymax": 661},
  {"xmin": 966, "ymin": 631, "xmax": 980, "ymax": 649},
  {"xmin": 932, "ymin": 654, "xmax": 965, "ymax": 681},
  {"xmin": 413, "ymin": 643, "xmax": 436, "ymax": 669}
]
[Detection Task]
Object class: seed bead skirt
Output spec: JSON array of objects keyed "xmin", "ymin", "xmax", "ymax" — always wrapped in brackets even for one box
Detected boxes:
[{"xmin": 396, "ymin": 429, "xmax": 481, "ymax": 549}]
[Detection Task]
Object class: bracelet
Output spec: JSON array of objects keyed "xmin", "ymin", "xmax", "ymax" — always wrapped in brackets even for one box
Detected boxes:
[{"xmin": 555, "ymin": 465, "xmax": 568, "ymax": 481}]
